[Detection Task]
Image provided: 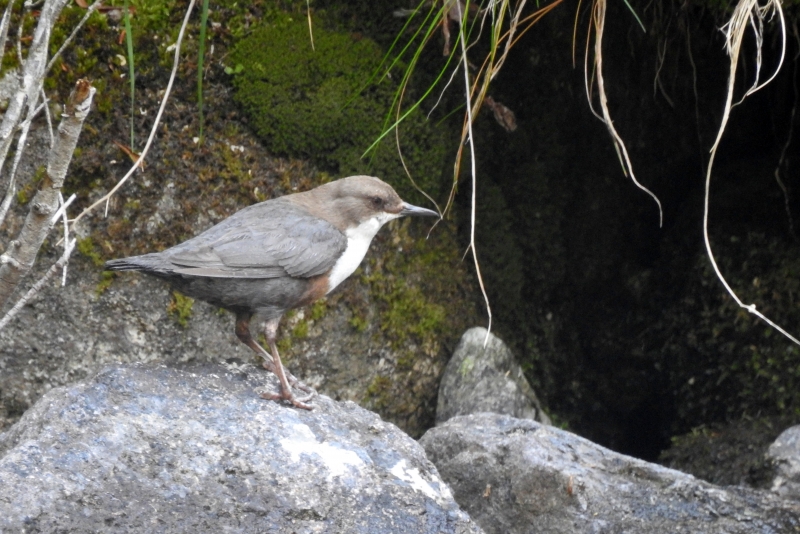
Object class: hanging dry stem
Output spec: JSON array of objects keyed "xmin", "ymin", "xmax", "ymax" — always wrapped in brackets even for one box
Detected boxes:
[
  {"xmin": 587, "ymin": 0, "xmax": 663, "ymax": 226},
  {"xmin": 703, "ymin": 0, "xmax": 797, "ymax": 344}
]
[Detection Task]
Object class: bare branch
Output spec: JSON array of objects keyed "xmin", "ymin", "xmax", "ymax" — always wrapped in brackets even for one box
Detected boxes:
[
  {"xmin": 56, "ymin": 192, "xmax": 75, "ymax": 286},
  {"xmin": 0, "ymin": 238, "xmax": 76, "ymax": 332},
  {"xmin": 0, "ymin": 79, "xmax": 95, "ymax": 309},
  {"xmin": 0, "ymin": 0, "xmax": 70, "ymax": 181},
  {"xmin": 0, "ymin": 2, "xmax": 14, "ymax": 61}
]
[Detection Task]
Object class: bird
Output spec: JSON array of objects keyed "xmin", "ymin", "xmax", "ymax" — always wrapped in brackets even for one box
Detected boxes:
[{"xmin": 104, "ymin": 175, "xmax": 440, "ymax": 409}]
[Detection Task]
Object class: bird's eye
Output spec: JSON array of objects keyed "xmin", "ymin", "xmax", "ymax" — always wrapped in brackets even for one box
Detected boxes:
[{"xmin": 370, "ymin": 196, "xmax": 383, "ymax": 208}]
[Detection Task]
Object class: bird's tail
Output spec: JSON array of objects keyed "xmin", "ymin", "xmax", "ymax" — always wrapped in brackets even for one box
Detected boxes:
[{"xmin": 104, "ymin": 253, "xmax": 172, "ymax": 273}]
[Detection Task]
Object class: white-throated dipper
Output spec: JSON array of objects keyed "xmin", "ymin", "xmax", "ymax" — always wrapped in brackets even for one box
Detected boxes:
[{"xmin": 105, "ymin": 175, "xmax": 439, "ymax": 409}]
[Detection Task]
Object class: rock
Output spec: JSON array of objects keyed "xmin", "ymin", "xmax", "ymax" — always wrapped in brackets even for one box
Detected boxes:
[
  {"xmin": 659, "ymin": 416, "xmax": 791, "ymax": 488},
  {"xmin": 0, "ymin": 264, "xmax": 253, "ymax": 430},
  {"xmin": 769, "ymin": 425, "xmax": 800, "ymax": 500},
  {"xmin": 0, "ymin": 363, "xmax": 483, "ymax": 534},
  {"xmin": 436, "ymin": 327, "xmax": 549, "ymax": 425},
  {"xmin": 420, "ymin": 413, "xmax": 800, "ymax": 534}
]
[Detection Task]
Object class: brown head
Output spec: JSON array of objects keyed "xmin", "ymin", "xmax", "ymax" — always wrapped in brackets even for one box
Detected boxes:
[{"xmin": 290, "ymin": 175, "xmax": 439, "ymax": 232}]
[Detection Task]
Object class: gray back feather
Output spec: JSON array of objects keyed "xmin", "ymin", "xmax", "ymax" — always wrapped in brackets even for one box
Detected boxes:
[{"xmin": 163, "ymin": 199, "xmax": 347, "ymax": 279}]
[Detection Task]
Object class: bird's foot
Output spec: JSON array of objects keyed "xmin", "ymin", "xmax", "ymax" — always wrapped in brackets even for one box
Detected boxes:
[
  {"xmin": 261, "ymin": 360, "xmax": 314, "ymax": 394},
  {"xmin": 260, "ymin": 388, "xmax": 315, "ymax": 410}
]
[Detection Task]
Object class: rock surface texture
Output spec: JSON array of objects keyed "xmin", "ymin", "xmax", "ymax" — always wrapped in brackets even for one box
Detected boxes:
[
  {"xmin": 769, "ymin": 425, "xmax": 800, "ymax": 501},
  {"xmin": 436, "ymin": 327, "xmax": 550, "ymax": 425},
  {"xmin": 0, "ymin": 363, "xmax": 482, "ymax": 534},
  {"xmin": 421, "ymin": 413, "xmax": 800, "ymax": 534}
]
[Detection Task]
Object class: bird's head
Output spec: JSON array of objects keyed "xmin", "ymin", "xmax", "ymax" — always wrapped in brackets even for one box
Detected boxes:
[{"xmin": 302, "ymin": 175, "xmax": 439, "ymax": 232}]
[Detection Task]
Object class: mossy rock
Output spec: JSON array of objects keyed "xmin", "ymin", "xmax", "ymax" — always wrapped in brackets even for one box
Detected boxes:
[{"xmin": 229, "ymin": 16, "xmax": 447, "ymax": 202}]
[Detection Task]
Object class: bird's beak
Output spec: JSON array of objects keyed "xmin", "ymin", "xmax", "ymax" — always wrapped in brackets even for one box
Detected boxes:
[{"xmin": 400, "ymin": 202, "xmax": 440, "ymax": 218}]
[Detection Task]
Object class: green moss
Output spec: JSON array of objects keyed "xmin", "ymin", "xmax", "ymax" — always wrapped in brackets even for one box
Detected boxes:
[
  {"xmin": 347, "ymin": 221, "xmax": 479, "ymax": 386},
  {"xmin": 362, "ymin": 227, "xmax": 451, "ymax": 353},
  {"xmin": 77, "ymin": 237, "xmax": 106, "ymax": 267},
  {"xmin": 76, "ymin": 237, "xmax": 117, "ymax": 294},
  {"xmin": 96, "ymin": 271, "xmax": 115, "ymax": 296},
  {"xmin": 229, "ymin": 16, "xmax": 447, "ymax": 202},
  {"xmin": 375, "ymin": 277, "xmax": 446, "ymax": 348},
  {"xmin": 276, "ymin": 336, "xmax": 292, "ymax": 356},
  {"xmin": 216, "ymin": 142, "xmax": 252, "ymax": 183},
  {"xmin": 15, "ymin": 165, "xmax": 46, "ymax": 205},
  {"xmin": 459, "ymin": 356, "xmax": 476, "ymax": 378},
  {"xmin": 292, "ymin": 320, "xmax": 309, "ymax": 339},
  {"xmin": 363, "ymin": 375, "xmax": 393, "ymax": 410},
  {"xmin": 166, "ymin": 290, "xmax": 194, "ymax": 328},
  {"xmin": 309, "ymin": 299, "xmax": 328, "ymax": 321},
  {"xmin": 46, "ymin": 6, "xmax": 110, "ymax": 99},
  {"xmin": 349, "ymin": 313, "xmax": 369, "ymax": 333}
]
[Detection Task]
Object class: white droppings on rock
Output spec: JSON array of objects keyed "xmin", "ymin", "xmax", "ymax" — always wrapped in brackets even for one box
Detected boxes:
[
  {"xmin": 390, "ymin": 459, "xmax": 452, "ymax": 502},
  {"xmin": 280, "ymin": 424, "xmax": 365, "ymax": 481}
]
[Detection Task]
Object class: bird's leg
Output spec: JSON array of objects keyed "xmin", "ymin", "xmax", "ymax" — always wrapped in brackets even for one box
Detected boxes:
[
  {"xmin": 259, "ymin": 316, "xmax": 315, "ymax": 409},
  {"xmin": 234, "ymin": 313, "xmax": 315, "ymax": 405},
  {"xmin": 235, "ymin": 313, "xmax": 315, "ymax": 407},
  {"xmin": 235, "ymin": 313, "xmax": 277, "ymax": 371}
]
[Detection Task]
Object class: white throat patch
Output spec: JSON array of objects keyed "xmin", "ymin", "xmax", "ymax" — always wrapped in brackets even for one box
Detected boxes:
[{"xmin": 327, "ymin": 212, "xmax": 400, "ymax": 293}]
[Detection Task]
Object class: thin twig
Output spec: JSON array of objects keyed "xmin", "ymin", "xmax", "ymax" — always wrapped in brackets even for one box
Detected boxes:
[
  {"xmin": 57, "ymin": 193, "xmax": 74, "ymax": 286},
  {"xmin": 653, "ymin": 34, "xmax": 675, "ymax": 107},
  {"xmin": 491, "ymin": 0, "xmax": 526, "ymax": 79},
  {"xmin": 583, "ymin": 9, "xmax": 603, "ymax": 121},
  {"xmin": 41, "ymin": 87, "xmax": 53, "ymax": 146},
  {"xmin": 45, "ymin": 0, "xmax": 104, "ymax": 74},
  {"xmin": 394, "ymin": 85, "xmax": 443, "ymax": 216},
  {"xmin": 14, "ymin": 0, "xmax": 26, "ymax": 66},
  {"xmin": 50, "ymin": 192, "xmax": 76, "ymax": 225}
]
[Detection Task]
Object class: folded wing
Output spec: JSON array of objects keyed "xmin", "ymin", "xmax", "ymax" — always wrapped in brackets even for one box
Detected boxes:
[{"xmin": 166, "ymin": 200, "xmax": 347, "ymax": 279}]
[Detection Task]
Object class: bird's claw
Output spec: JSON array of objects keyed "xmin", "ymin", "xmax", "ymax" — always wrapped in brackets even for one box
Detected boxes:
[
  {"xmin": 260, "ymin": 389, "xmax": 315, "ymax": 410},
  {"xmin": 287, "ymin": 373, "xmax": 314, "ymax": 394},
  {"xmin": 261, "ymin": 360, "xmax": 314, "ymax": 394}
]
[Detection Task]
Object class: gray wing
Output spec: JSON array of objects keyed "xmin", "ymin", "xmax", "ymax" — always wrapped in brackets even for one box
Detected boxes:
[{"xmin": 165, "ymin": 200, "xmax": 347, "ymax": 279}]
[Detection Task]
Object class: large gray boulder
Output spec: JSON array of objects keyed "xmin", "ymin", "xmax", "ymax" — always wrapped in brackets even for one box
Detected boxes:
[
  {"xmin": 436, "ymin": 327, "xmax": 549, "ymax": 425},
  {"xmin": 769, "ymin": 425, "xmax": 800, "ymax": 501},
  {"xmin": 0, "ymin": 363, "xmax": 483, "ymax": 534},
  {"xmin": 420, "ymin": 412, "xmax": 800, "ymax": 534}
]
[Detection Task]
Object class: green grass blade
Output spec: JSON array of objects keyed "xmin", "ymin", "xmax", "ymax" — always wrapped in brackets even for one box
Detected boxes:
[
  {"xmin": 621, "ymin": 0, "xmax": 646, "ymax": 33},
  {"xmin": 123, "ymin": 0, "xmax": 135, "ymax": 149}
]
